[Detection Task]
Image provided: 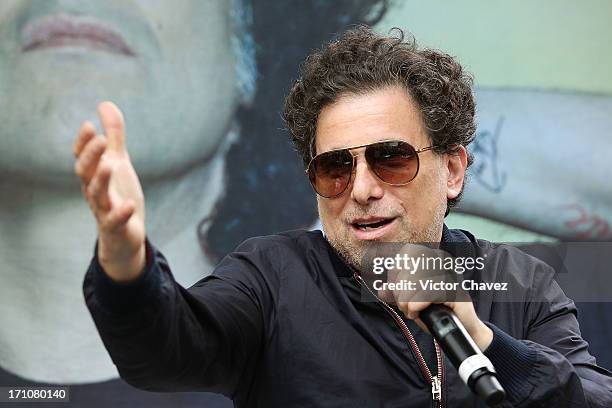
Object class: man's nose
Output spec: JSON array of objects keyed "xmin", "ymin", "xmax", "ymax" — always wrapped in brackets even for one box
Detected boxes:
[{"xmin": 350, "ymin": 156, "xmax": 384, "ymax": 205}]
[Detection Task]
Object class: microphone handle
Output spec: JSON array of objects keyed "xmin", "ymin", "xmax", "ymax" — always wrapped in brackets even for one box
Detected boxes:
[{"xmin": 419, "ymin": 304, "xmax": 506, "ymax": 406}]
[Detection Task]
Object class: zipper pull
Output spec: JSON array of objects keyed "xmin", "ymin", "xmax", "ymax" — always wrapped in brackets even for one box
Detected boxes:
[{"xmin": 431, "ymin": 375, "xmax": 442, "ymax": 402}]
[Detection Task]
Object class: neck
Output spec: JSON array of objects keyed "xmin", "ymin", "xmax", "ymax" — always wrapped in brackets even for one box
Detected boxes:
[{"xmin": 0, "ymin": 141, "xmax": 228, "ymax": 383}]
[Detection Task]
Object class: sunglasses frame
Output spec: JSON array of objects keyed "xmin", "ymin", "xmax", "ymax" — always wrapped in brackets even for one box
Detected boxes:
[{"xmin": 306, "ymin": 140, "xmax": 436, "ymax": 198}]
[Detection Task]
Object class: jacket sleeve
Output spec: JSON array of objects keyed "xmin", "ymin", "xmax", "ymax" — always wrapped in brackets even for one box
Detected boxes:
[
  {"xmin": 83, "ymin": 237, "xmax": 277, "ymax": 398},
  {"xmin": 483, "ymin": 259, "xmax": 612, "ymax": 407}
]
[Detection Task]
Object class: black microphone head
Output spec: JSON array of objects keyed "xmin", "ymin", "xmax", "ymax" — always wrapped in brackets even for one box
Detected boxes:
[{"xmin": 472, "ymin": 373, "xmax": 506, "ymax": 406}]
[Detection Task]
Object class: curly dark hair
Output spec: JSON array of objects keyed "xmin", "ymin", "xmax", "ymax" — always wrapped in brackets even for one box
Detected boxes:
[
  {"xmin": 283, "ymin": 25, "xmax": 476, "ymax": 209},
  {"xmin": 202, "ymin": 1, "xmax": 389, "ymax": 261}
]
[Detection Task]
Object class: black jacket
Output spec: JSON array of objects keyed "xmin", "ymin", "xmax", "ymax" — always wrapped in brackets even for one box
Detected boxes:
[{"xmin": 83, "ymin": 226, "xmax": 612, "ymax": 407}]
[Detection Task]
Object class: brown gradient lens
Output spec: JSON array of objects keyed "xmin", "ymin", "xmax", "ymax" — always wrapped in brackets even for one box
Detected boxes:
[
  {"xmin": 308, "ymin": 149, "xmax": 354, "ymax": 198},
  {"xmin": 366, "ymin": 141, "xmax": 419, "ymax": 184}
]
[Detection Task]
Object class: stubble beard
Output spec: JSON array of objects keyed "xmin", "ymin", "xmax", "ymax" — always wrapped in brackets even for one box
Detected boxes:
[{"xmin": 322, "ymin": 204, "xmax": 446, "ymax": 273}]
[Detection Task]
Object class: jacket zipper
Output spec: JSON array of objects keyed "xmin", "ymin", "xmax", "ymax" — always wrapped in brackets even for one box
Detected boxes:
[{"xmin": 353, "ymin": 272, "xmax": 444, "ymax": 408}]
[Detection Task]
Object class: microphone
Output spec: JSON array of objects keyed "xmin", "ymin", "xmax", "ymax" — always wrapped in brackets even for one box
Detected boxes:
[{"xmin": 419, "ymin": 304, "xmax": 506, "ymax": 406}]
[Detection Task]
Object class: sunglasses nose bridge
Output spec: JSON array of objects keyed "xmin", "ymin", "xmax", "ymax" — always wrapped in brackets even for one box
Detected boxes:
[
  {"xmin": 349, "ymin": 146, "xmax": 392, "ymax": 188},
  {"xmin": 349, "ymin": 152, "xmax": 386, "ymax": 200},
  {"xmin": 353, "ymin": 149, "xmax": 385, "ymax": 181},
  {"xmin": 350, "ymin": 152, "xmax": 372, "ymax": 176},
  {"xmin": 349, "ymin": 142, "xmax": 372, "ymax": 162}
]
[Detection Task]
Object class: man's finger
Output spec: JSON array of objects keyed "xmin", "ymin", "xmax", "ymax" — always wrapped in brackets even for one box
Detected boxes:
[
  {"xmin": 74, "ymin": 137, "xmax": 108, "ymax": 184},
  {"xmin": 398, "ymin": 301, "xmax": 432, "ymax": 320},
  {"xmin": 97, "ymin": 101, "xmax": 126, "ymax": 154},
  {"xmin": 103, "ymin": 200, "xmax": 135, "ymax": 232},
  {"xmin": 409, "ymin": 301, "xmax": 435, "ymax": 314},
  {"xmin": 88, "ymin": 160, "xmax": 112, "ymax": 212},
  {"xmin": 74, "ymin": 121, "xmax": 96, "ymax": 157}
]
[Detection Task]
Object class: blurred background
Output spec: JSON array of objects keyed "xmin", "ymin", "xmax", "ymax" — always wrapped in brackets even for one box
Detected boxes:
[{"xmin": 0, "ymin": 0, "xmax": 609, "ymax": 406}]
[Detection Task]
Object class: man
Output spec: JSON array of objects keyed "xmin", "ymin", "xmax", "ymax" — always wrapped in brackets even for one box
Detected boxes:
[{"xmin": 76, "ymin": 26, "xmax": 612, "ymax": 406}]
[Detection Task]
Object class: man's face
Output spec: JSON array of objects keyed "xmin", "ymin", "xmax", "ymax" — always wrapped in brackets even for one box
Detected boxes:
[
  {"xmin": 0, "ymin": 0, "xmax": 240, "ymax": 183},
  {"xmin": 315, "ymin": 86, "xmax": 459, "ymax": 269}
]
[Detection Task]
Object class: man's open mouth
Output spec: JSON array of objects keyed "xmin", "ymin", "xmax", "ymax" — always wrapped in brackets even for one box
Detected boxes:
[{"xmin": 352, "ymin": 218, "xmax": 395, "ymax": 231}]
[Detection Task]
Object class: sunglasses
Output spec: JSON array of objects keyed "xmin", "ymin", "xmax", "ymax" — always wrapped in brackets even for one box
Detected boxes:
[{"xmin": 306, "ymin": 140, "xmax": 435, "ymax": 198}]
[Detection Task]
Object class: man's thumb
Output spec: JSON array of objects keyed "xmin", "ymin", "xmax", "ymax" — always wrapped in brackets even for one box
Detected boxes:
[{"xmin": 98, "ymin": 101, "xmax": 126, "ymax": 153}]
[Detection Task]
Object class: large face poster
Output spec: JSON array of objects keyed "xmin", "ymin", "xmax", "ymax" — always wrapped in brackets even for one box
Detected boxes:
[{"xmin": 0, "ymin": 0, "xmax": 609, "ymax": 406}]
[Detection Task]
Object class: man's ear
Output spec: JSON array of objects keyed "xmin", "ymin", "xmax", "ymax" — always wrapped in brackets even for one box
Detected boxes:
[{"xmin": 447, "ymin": 146, "xmax": 468, "ymax": 200}]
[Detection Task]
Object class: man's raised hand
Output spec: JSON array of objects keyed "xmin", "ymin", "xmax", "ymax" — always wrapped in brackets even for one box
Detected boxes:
[{"xmin": 74, "ymin": 102, "xmax": 146, "ymax": 282}]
